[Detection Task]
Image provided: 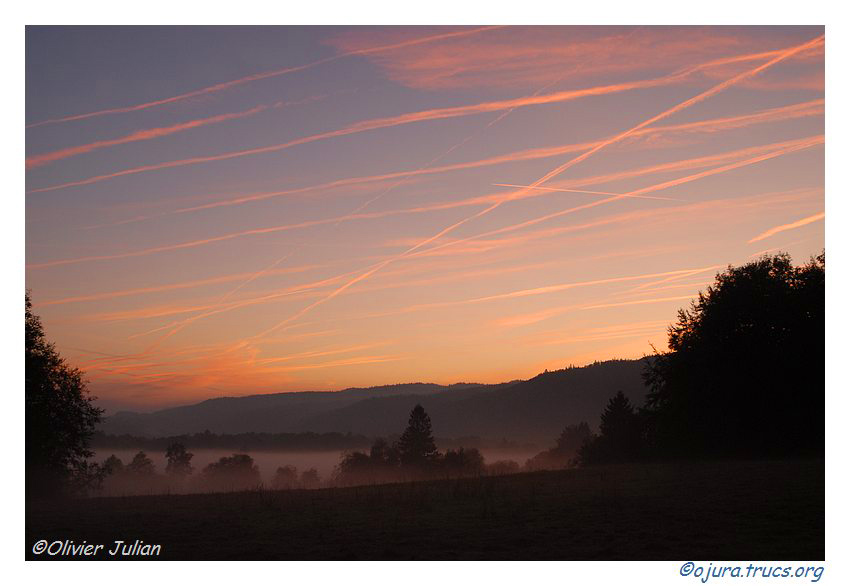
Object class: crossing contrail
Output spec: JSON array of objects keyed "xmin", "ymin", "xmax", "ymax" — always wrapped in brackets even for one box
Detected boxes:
[
  {"xmin": 26, "ymin": 26, "xmax": 505, "ymax": 129},
  {"xmin": 242, "ymin": 34, "xmax": 823, "ymax": 341},
  {"xmin": 85, "ymin": 98, "xmax": 823, "ymax": 229},
  {"xmin": 27, "ymin": 136, "xmax": 819, "ymax": 270},
  {"xmin": 28, "ymin": 40, "xmax": 821, "ymax": 195}
]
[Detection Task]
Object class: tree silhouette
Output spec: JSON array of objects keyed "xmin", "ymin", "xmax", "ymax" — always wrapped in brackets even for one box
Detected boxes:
[
  {"xmin": 299, "ymin": 468, "xmax": 320, "ymax": 489},
  {"xmin": 202, "ymin": 454, "xmax": 261, "ymax": 490},
  {"xmin": 443, "ymin": 447, "xmax": 485, "ymax": 476},
  {"xmin": 556, "ymin": 422, "xmax": 592, "ymax": 456},
  {"xmin": 102, "ymin": 454, "xmax": 124, "ymax": 476},
  {"xmin": 578, "ymin": 391, "xmax": 643, "ymax": 465},
  {"xmin": 643, "ymin": 252, "xmax": 824, "ymax": 457},
  {"xmin": 165, "ymin": 443, "xmax": 194, "ymax": 476},
  {"xmin": 369, "ymin": 437, "xmax": 400, "ymax": 467},
  {"xmin": 334, "ymin": 438, "xmax": 402, "ymax": 485},
  {"xmin": 599, "ymin": 392, "xmax": 640, "ymax": 449},
  {"xmin": 127, "ymin": 451, "xmax": 156, "ymax": 475},
  {"xmin": 396, "ymin": 404, "xmax": 439, "ymax": 468},
  {"xmin": 525, "ymin": 422, "xmax": 592, "ymax": 470},
  {"xmin": 271, "ymin": 465, "xmax": 298, "ymax": 489},
  {"xmin": 26, "ymin": 292, "xmax": 103, "ymax": 496}
]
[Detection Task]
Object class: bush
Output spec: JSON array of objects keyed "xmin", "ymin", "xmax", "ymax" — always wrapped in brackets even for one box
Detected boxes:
[{"xmin": 200, "ymin": 454, "xmax": 261, "ymax": 491}]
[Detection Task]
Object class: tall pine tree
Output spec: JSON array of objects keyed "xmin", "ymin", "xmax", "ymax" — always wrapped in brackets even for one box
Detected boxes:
[{"xmin": 396, "ymin": 404, "xmax": 439, "ymax": 468}]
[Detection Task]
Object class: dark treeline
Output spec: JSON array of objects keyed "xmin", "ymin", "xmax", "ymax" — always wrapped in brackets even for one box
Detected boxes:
[
  {"xmin": 98, "ymin": 447, "xmax": 272, "ymax": 494},
  {"xmin": 333, "ymin": 405, "xmax": 524, "ymax": 486},
  {"xmin": 93, "ymin": 406, "xmax": 525, "ymax": 495},
  {"xmin": 576, "ymin": 252, "xmax": 825, "ymax": 465},
  {"xmin": 91, "ymin": 430, "xmax": 373, "ymax": 452},
  {"xmin": 91, "ymin": 430, "xmax": 533, "ymax": 453},
  {"xmin": 25, "ymin": 252, "xmax": 825, "ymax": 498}
]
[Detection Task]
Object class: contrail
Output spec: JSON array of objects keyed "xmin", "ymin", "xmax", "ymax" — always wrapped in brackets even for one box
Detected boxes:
[
  {"xmin": 27, "ymin": 136, "xmax": 819, "ymax": 270},
  {"xmin": 748, "ymin": 237, "xmax": 809, "ymax": 258},
  {"xmin": 497, "ymin": 295, "xmax": 697, "ymax": 328},
  {"xmin": 245, "ymin": 200, "xmax": 508, "ymax": 341},
  {"xmin": 338, "ymin": 62, "xmax": 591, "ymax": 221},
  {"xmin": 748, "ymin": 211, "xmax": 824, "ymax": 243},
  {"xmin": 532, "ymin": 320, "xmax": 672, "ymax": 347},
  {"xmin": 213, "ymin": 248, "xmax": 298, "ymax": 305},
  {"xmin": 626, "ymin": 266, "xmax": 721, "ymax": 293},
  {"xmin": 86, "ymin": 97, "xmax": 823, "ymax": 229},
  {"xmin": 197, "ymin": 75, "xmax": 579, "ymax": 347},
  {"xmin": 127, "ymin": 179, "xmax": 811, "ymax": 348},
  {"xmin": 26, "ymin": 105, "xmax": 268, "ymax": 169},
  {"xmin": 491, "ymin": 184, "xmax": 682, "ymax": 201},
  {"xmin": 367, "ymin": 266, "xmax": 728, "ymax": 316},
  {"xmin": 254, "ymin": 342, "xmax": 390, "ymax": 365},
  {"xmin": 26, "ymin": 185, "xmax": 680, "ymax": 270},
  {"xmin": 146, "ymin": 247, "xmax": 302, "ymax": 346},
  {"xmin": 98, "ymin": 269, "xmax": 358, "ymax": 324},
  {"xmin": 24, "ymin": 75, "xmax": 687, "ymax": 194},
  {"xmin": 409, "ymin": 187, "xmax": 820, "ymax": 263},
  {"xmin": 123, "ymin": 266, "xmax": 368, "ymax": 344},
  {"xmin": 26, "ymin": 26, "xmax": 505, "ymax": 129},
  {"xmin": 495, "ymin": 33, "xmax": 825, "ymax": 189},
  {"xmin": 36, "ymin": 261, "xmax": 320, "ymax": 306},
  {"xmin": 28, "ymin": 40, "xmax": 821, "ymax": 195},
  {"xmin": 126, "ymin": 256, "xmax": 557, "ymax": 343},
  {"xmin": 249, "ymin": 33, "xmax": 822, "ymax": 338},
  {"xmin": 27, "ymin": 91, "xmax": 342, "ymax": 171},
  {"xmin": 414, "ymin": 136, "xmax": 823, "ymax": 259}
]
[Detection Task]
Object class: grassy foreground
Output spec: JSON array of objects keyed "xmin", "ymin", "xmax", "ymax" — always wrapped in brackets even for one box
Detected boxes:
[{"xmin": 26, "ymin": 458, "xmax": 823, "ymax": 560}]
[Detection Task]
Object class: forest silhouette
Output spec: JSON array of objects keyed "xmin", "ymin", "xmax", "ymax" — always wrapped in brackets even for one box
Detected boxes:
[
  {"xmin": 25, "ymin": 252, "xmax": 825, "ymax": 499},
  {"xmin": 577, "ymin": 252, "xmax": 825, "ymax": 465}
]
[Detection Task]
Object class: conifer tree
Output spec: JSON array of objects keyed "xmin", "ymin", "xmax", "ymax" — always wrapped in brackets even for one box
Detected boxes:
[{"xmin": 396, "ymin": 404, "xmax": 439, "ymax": 467}]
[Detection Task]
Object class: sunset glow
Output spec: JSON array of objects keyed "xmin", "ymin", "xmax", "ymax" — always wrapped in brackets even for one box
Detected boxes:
[{"xmin": 26, "ymin": 26, "xmax": 824, "ymax": 412}]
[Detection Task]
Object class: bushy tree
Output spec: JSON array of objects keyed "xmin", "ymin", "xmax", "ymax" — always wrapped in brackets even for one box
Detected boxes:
[
  {"xmin": 442, "ymin": 447, "xmax": 485, "ymax": 476},
  {"xmin": 102, "ymin": 454, "xmax": 124, "ymax": 476},
  {"xmin": 299, "ymin": 468, "xmax": 320, "ymax": 489},
  {"xmin": 556, "ymin": 422, "xmax": 592, "ymax": 454},
  {"xmin": 127, "ymin": 451, "xmax": 156, "ymax": 475},
  {"xmin": 271, "ymin": 465, "xmax": 298, "ymax": 489},
  {"xmin": 643, "ymin": 252, "xmax": 824, "ymax": 457},
  {"xmin": 26, "ymin": 293, "xmax": 103, "ymax": 497},
  {"xmin": 525, "ymin": 422, "xmax": 592, "ymax": 470},
  {"xmin": 165, "ymin": 443, "xmax": 194, "ymax": 476},
  {"xmin": 335, "ymin": 438, "xmax": 402, "ymax": 485},
  {"xmin": 369, "ymin": 437, "xmax": 400, "ymax": 467},
  {"xmin": 201, "ymin": 454, "xmax": 260, "ymax": 490},
  {"xmin": 397, "ymin": 404, "xmax": 439, "ymax": 468}
]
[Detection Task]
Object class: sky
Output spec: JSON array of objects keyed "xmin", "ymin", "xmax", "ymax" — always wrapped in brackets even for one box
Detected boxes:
[{"xmin": 25, "ymin": 25, "xmax": 825, "ymax": 413}]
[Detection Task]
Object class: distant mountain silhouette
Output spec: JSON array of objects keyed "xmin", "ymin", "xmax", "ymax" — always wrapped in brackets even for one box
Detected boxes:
[{"xmin": 100, "ymin": 360, "xmax": 646, "ymax": 442}]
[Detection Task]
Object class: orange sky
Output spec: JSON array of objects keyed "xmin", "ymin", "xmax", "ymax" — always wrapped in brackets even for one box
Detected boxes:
[{"xmin": 25, "ymin": 26, "xmax": 825, "ymax": 412}]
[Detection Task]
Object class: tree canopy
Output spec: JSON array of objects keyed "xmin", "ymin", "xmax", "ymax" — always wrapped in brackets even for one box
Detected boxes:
[
  {"xmin": 26, "ymin": 292, "xmax": 103, "ymax": 496},
  {"xmin": 643, "ymin": 252, "xmax": 824, "ymax": 457},
  {"xmin": 127, "ymin": 451, "xmax": 156, "ymax": 475},
  {"xmin": 202, "ymin": 454, "xmax": 261, "ymax": 490},
  {"xmin": 165, "ymin": 443, "xmax": 194, "ymax": 476}
]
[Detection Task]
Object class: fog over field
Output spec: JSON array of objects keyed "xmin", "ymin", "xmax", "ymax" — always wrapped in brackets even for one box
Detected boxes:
[{"xmin": 92, "ymin": 446, "xmax": 542, "ymax": 495}]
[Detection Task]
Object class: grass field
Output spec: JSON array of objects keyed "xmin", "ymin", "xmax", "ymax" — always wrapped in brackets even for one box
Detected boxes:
[{"xmin": 26, "ymin": 458, "xmax": 824, "ymax": 560}]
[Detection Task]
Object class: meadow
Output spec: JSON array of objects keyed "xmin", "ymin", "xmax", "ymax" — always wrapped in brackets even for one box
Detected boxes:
[{"xmin": 26, "ymin": 458, "xmax": 824, "ymax": 560}]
